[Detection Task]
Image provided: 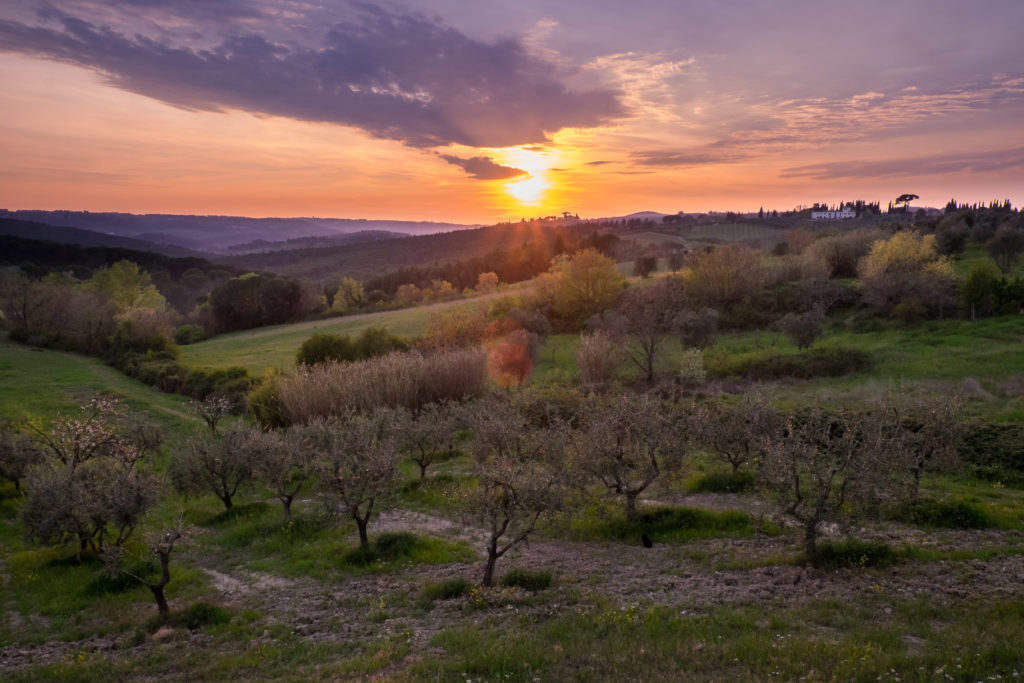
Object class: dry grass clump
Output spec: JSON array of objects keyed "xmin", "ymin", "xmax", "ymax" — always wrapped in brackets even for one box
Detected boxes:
[{"xmin": 275, "ymin": 348, "xmax": 487, "ymax": 424}]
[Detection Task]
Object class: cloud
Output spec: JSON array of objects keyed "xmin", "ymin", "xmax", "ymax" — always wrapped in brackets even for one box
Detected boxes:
[
  {"xmin": 631, "ymin": 149, "xmax": 744, "ymax": 167},
  {"xmin": 0, "ymin": 3, "xmax": 623, "ymax": 148},
  {"xmin": 781, "ymin": 146, "xmax": 1024, "ymax": 180},
  {"xmin": 440, "ymin": 155, "xmax": 529, "ymax": 180}
]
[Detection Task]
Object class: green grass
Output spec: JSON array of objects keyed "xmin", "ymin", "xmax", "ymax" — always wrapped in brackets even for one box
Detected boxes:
[
  {"xmin": 0, "ymin": 339, "xmax": 201, "ymax": 441},
  {"xmin": 178, "ymin": 293, "xmax": 507, "ymax": 374},
  {"xmin": 564, "ymin": 504, "xmax": 757, "ymax": 544}
]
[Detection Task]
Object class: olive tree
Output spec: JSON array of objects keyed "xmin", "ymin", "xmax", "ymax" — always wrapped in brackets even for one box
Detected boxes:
[
  {"xmin": 464, "ymin": 396, "xmax": 568, "ymax": 586},
  {"xmin": 568, "ymin": 394, "xmax": 684, "ymax": 521},
  {"xmin": 887, "ymin": 394, "xmax": 962, "ymax": 499},
  {"xmin": 253, "ymin": 429, "xmax": 314, "ymax": 522},
  {"xmin": 692, "ymin": 396, "xmax": 780, "ymax": 473},
  {"xmin": 302, "ymin": 411, "xmax": 401, "ymax": 548},
  {"xmin": 393, "ymin": 402, "xmax": 459, "ymax": 480},
  {"xmin": 170, "ymin": 423, "xmax": 263, "ymax": 510},
  {"xmin": 758, "ymin": 409, "xmax": 897, "ymax": 563},
  {"xmin": 0, "ymin": 420, "xmax": 37, "ymax": 492},
  {"xmin": 21, "ymin": 396, "xmax": 162, "ymax": 554}
]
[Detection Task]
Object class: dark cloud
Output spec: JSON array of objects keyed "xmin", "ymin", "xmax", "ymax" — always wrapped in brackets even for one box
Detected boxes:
[
  {"xmin": 585, "ymin": 160, "xmax": 612, "ymax": 165},
  {"xmin": 77, "ymin": 0, "xmax": 265, "ymax": 21},
  {"xmin": 440, "ymin": 155, "xmax": 528, "ymax": 180},
  {"xmin": 0, "ymin": 3, "xmax": 623, "ymax": 148},
  {"xmin": 781, "ymin": 147, "xmax": 1024, "ymax": 180}
]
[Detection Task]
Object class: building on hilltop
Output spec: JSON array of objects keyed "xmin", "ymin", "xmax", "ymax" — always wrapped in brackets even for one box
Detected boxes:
[{"xmin": 810, "ymin": 207, "xmax": 856, "ymax": 220}]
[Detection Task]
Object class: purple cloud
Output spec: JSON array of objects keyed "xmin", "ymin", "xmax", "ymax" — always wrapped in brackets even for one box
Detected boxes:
[
  {"xmin": 0, "ymin": 3, "xmax": 623, "ymax": 148},
  {"xmin": 781, "ymin": 147, "xmax": 1024, "ymax": 180},
  {"xmin": 440, "ymin": 155, "xmax": 529, "ymax": 180}
]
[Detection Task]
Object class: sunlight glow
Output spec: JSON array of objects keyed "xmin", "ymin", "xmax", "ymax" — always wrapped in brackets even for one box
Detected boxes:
[{"xmin": 505, "ymin": 174, "xmax": 548, "ymax": 203}]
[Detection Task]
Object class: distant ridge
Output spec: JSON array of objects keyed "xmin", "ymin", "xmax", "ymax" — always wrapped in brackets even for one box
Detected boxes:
[
  {"xmin": 0, "ymin": 210, "xmax": 478, "ymax": 253},
  {"xmin": 0, "ymin": 218, "xmax": 207, "ymax": 258}
]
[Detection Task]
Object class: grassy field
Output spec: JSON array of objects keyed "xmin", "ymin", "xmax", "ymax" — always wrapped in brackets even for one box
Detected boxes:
[{"xmin": 179, "ymin": 291, "xmax": 508, "ymax": 374}]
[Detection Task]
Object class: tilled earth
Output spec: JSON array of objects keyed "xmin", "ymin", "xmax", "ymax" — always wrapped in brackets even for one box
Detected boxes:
[{"xmin": 3, "ymin": 494, "xmax": 1023, "ymax": 679}]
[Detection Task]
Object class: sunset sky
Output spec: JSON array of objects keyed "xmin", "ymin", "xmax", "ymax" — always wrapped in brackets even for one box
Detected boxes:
[{"xmin": 1, "ymin": 0, "xmax": 1022, "ymax": 224}]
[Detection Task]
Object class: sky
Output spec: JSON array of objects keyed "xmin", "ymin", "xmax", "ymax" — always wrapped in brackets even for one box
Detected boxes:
[{"xmin": 1, "ymin": 0, "xmax": 1022, "ymax": 224}]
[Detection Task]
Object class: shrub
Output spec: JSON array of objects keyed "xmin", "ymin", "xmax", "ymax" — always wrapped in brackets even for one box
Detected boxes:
[
  {"xmin": 892, "ymin": 498, "xmax": 994, "ymax": 529},
  {"xmin": 706, "ymin": 347, "xmax": 872, "ymax": 380},
  {"xmin": 813, "ymin": 539, "xmax": 896, "ymax": 570},
  {"xmin": 421, "ymin": 578, "xmax": 472, "ymax": 605},
  {"xmin": 148, "ymin": 601, "xmax": 230, "ymax": 632},
  {"xmin": 500, "ymin": 569, "xmax": 553, "ymax": 591},
  {"xmin": 686, "ymin": 471, "xmax": 755, "ymax": 494},
  {"xmin": 273, "ymin": 349, "xmax": 487, "ymax": 424},
  {"xmin": 576, "ymin": 331, "xmax": 623, "ymax": 387},
  {"xmin": 958, "ymin": 421, "xmax": 1024, "ymax": 486},
  {"xmin": 374, "ymin": 532, "xmax": 420, "ymax": 560},
  {"xmin": 174, "ymin": 324, "xmax": 206, "ymax": 345}
]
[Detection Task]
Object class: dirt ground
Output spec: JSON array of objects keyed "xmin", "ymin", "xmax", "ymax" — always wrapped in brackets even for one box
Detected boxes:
[{"xmin": 3, "ymin": 494, "xmax": 1023, "ymax": 678}]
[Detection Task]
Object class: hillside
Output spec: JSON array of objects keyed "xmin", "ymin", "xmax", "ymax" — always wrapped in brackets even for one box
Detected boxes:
[
  {"xmin": 0, "ymin": 218, "xmax": 207, "ymax": 259},
  {"xmin": 0, "ymin": 210, "xmax": 476, "ymax": 253}
]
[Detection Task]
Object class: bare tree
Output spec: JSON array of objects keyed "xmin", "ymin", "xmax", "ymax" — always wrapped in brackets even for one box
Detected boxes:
[
  {"xmin": 887, "ymin": 394, "xmax": 962, "ymax": 499},
  {"xmin": 464, "ymin": 396, "xmax": 568, "ymax": 586},
  {"xmin": 759, "ymin": 409, "xmax": 896, "ymax": 562},
  {"xmin": 303, "ymin": 412, "xmax": 401, "ymax": 548},
  {"xmin": 253, "ymin": 429, "xmax": 314, "ymax": 522},
  {"xmin": 568, "ymin": 394, "xmax": 684, "ymax": 521},
  {"xmin": 0, "ymin": 420, "xmax": 38, "ymax": 492},
  {"xmin": 170, "ymin": 423, "xmax": 262, "ymax": 510},
  {"xmin": 692, "ymin": 396, "xmax": 780, "ymax": 473},
  {"xmin": 117, "ymin": 527, "xmax": 186, "ymax": 616},
  {"xmin": 393, "ymin": 402, "xmax": 458, "ymax": 480},
  {"xmin": 597, "ymin": 277, "xmax": 686, "ymax": 383}
]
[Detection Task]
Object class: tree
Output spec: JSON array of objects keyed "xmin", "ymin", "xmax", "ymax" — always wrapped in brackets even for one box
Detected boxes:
[
  {"xmin": 632, "ymin": 256, "xmax": 658, "ymax": 278},
  {"xmin": 681, "ymin": 244, "xmax": 764, "ymax": 309},
  {"xmin": 304, "ymin": 412, "xmax": 400, "ymax": 548},
  {"xmin": 986, "ymin": 226, "xmax": 1024, "ymax": 273},
  {"xmin": 674, "ymin": 307, "xmax": 719, "ymax": 350},
  {"xmin": 170, "ymin": 424, "xmax": 262, "ymax": 510},
  {"xmin": 961, "ymin": 261, "xmax": 1002, "ymax": 319},
  {"xmin": 464, "ymin": 397, "xmax": 568, "ymax": 586},
  {"xmin": 21, "ymin": 396, "xmax": 162, "ymax": 554},
  {"xmin": 666, "ymin": 250, "xmax": 686, "ymax": 272},
  {"xmin": 597, "ymin": 277, "xmax": 686, "ymax": 383},
  {"xmin": 119, "ymin": 528, "xmax": 185, "ymax": 616},
  {"xmin": 250, "ymin": 429, "xmax": 314, "ymax": 522},
  {"xmin": 895, "ymin": 193, "xmax": 919, "ymax": 213},
  {"xmin": 189, "ymin": 395, "xmax": 235, "ymax": 436},
  {"xmin": 533, "ymin": 249, "xmax": 626, "ymax": 329},
  {"xmin": 90, "ymin": 260, "xmax": 167, "ymax": 313},
  {"xmin": 776, "ymin": 308, "xmax": 825, "ymax": 350},
  {"xmin": 759, "ymin": 409, "xmax": 897, "ymax": 563},
  {"xmin": 393, "ymin": 402, "xmax": 458, "ymax": 479},
  {"xmin": 576, "ymin": 331, "xmax": 624, "ymax": 388},
  {"xmin": 476, "ymin": 271, "xmax": 500, "ymax": 294},
  {"xmin": 568, "ymin": 394, "xmax": 683, "ymax": 521},
  {"xmin": 331, "ymin": 277, "xmax": 365, "ymax": 313},
  {"xmin": 0, "ymin": 420, "xmax": 37, "ymax": 492},
  {"xmin": 858, "ymin": 231, "xmax": 956, "ymax": 320},
  {"xmin": 692, "ymin": 396, "xmax": 779, "ymax": 473},
  {"xmin": 887, "ymin": 394, "xmax": 962, "ymax": 499}
]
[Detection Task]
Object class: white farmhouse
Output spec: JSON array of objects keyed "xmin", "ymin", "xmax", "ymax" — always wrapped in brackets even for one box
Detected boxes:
[{"xmin": 810, "ymin": 207, "xmax": 856, "ymax": 220}]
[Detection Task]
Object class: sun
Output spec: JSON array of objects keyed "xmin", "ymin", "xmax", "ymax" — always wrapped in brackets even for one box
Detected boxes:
[{"xmin": 505, "ymin": 174, "xmax": 548, "ymax": 204}]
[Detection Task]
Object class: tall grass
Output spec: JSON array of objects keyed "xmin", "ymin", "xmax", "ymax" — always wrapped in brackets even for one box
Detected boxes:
[{"xmin": 273, "ymin": 348, "xmax": 487, "ymax": 424}]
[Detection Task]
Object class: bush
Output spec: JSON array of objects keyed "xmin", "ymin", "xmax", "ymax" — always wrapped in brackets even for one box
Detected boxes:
[
  {"xmin": 893, "ymin": 498, "xmax": 995, "ymax": 529},
  {"xmin": 706, "ymin": 347, "xmax": 872, "ymax": 380},
  {"xmin": 959, "ymin": 421, "xmax": 1024, "ymax": 485},
  {"xmin": 174, "ymin": 324, "xmax": 206, "ymax": 345},
  {"xmin": 686, "ymin": 471, "xmax": 755, "ymax": 494},
  {"xmin": 148, "ymin": 601, "xmax": 230, "ymax": 632},
  {"xmin": 374, "ymin": 532, "xmax": 420, "ymax": 560},
  {"xmin": 591, "ymin": 506, "xmax": 751, "ymax": 543},
  {"xmin": 421, "ymin": 578, "xmax": 473, "ymax": 605},
  {"xmin": 813, "ymin": 539, "xmax": 896, "ymax": 569},
  {"xmin": 500, "ymin": 569, "xmax": 553, "ymax": 591}
]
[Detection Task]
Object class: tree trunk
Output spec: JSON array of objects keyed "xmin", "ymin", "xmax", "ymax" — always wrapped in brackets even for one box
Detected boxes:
[
  {"xmin": 150, "ymin": 585, "xmax": 170, "ymax": 616},
  {"xmin": 482, "ymin": 540, "xmax": 499, "ymax": 587},
  {"xmin": 219, "ymin": 494, "xmax": 233, "ymax": 510},
  {"xmin": 624, "ymin": 491, "xmax": 640, "ymax": 522},
  {"xmin": 281, "ymin": 496, "xmax": 292, "ymax": 523},
  {"xmin": 419, "ymin": 462, "xmax": 428, "ymax": 480},
  {"xmin": 804, "ymin": 521, "xmax": 818, "ymax": 564},
  {"xmin": 356, "ymin": 516, "xmax": 369, "ymax": 548}
]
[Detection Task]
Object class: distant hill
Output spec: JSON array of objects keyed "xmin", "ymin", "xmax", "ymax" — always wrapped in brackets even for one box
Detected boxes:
[
  {"xmin": 0, "ymin": 210, "xmax": 477, "ymax": 253},
  {"xmin": 223, "ymin": 230, "xmax": 407, "ymax": 254},
  {"xmin": 0, "ymin": 218, "xmax": 207, "ymax": 258}
]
